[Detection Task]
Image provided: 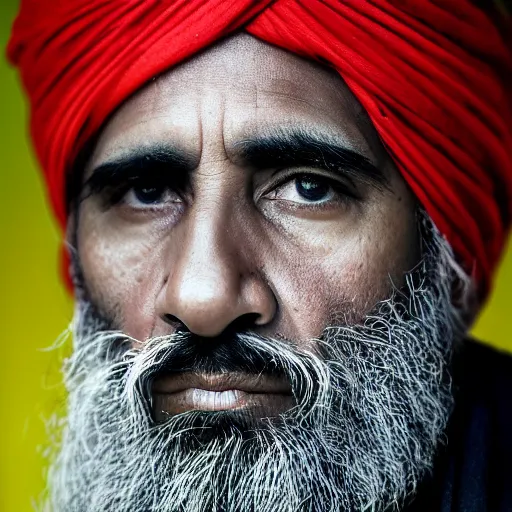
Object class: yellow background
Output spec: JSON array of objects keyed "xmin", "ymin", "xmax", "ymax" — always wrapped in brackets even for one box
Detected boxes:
[{"xmin": 1, "ymin": 2, "xmax": 511, "ymax": 510}]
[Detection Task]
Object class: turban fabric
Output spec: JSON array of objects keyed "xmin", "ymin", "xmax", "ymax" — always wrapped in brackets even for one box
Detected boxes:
[{"xmin": 7, "ymin": 0, "xmax": 512, "ymax": 297}]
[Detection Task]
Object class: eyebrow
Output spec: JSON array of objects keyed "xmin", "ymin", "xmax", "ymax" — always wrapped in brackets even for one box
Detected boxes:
[
  {"xmin": 83, "ymin": 145, "xmax": 196, "ymax": 197},
  {"xmin": 234, "ymin": 128, "xmax": 389, "ymax": 190},
  {"xmin": 83, "ymin": 128, "xmax": 388, "ymax": 199}
]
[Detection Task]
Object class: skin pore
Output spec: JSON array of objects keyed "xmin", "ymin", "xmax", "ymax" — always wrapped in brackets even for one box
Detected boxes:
[{"xmin": 73, "ymin": 34, "xmax": 419, "ymax": 419}]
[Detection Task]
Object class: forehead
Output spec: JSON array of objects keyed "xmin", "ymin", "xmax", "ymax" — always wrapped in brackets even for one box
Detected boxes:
[{"xmin": 89, "ymin": 34, "xmax": 378, "ymax": 169}]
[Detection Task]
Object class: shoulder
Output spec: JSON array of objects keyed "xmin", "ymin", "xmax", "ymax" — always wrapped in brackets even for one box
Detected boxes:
[
  {"xmin": 448, "ymin": 339, "xmax": 512, "ymax": 511},
  {"xmin": 453, "ymin": 338, "xmax": 512, "ymax": 450},
  {"xmin": 456, "ymin": 338, "xmax": 512, "ymax": 401}
]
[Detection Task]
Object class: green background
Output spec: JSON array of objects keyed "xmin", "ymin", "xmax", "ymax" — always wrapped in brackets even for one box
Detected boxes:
[{"xmin": 1, "ymin": 2, "xmax": 511, "ymax": 510}]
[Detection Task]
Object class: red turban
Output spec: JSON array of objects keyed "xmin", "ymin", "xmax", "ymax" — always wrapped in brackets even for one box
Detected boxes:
[{"xmin": 7, "ymin": 0, "xmax": 512, "ymax": 297}]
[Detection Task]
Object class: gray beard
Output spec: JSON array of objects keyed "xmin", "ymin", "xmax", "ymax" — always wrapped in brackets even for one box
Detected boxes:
[{"xmin": 44, "ymin": 216, "xmax": 469, "ymax": 512}]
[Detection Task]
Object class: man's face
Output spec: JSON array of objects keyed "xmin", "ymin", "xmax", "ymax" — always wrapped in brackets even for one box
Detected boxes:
[
  {"xmin": 52, "ymin": 35, "xmax": 463, "ymax": 512},
  {"xmin": 76, "ymin": 34, "xmax": 418, "ymax": 343}
]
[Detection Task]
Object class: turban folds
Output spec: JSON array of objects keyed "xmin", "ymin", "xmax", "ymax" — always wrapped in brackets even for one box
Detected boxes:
[{"xmin": 7, "ymin": 0, "xmax": 512, "ymax": 297}]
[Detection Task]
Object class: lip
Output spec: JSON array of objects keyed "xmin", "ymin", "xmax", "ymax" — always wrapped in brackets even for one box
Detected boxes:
[
  {"xmin": 152, "ymin": 372, "xmax": 294, "ymax": 418},
  {"xmin": 153, "ymin": 372, "xmax": 292, "ymax": 395}
]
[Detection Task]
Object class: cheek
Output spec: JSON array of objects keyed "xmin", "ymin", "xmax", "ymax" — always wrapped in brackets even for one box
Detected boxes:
[
  {"xmin": 264, "ymin": 245, "xmax": 390, "ymax": 340},
  {"xmin": 77, "ymin": 212, "xmax": 168, "ymax": 339},
  {"xmin": 264, "ymin": 198, "xmax": 418, "ymax": 339}
]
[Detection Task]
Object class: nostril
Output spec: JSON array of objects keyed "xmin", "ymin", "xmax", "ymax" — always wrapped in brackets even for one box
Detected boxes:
[
  {"xmin": 163, "ymin": 314, "xmax": 188, "ymax": 333},
  {"xmin": 164, "ymin": 313, "xmax": 179, "ymax": 324},
  {"xmin": 227, "ymin": 313, "xmax": 262, "ymax": 333}
]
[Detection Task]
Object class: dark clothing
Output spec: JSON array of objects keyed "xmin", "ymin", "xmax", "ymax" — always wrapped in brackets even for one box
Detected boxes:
[{"xmin": 410, "ymin": 340, "xmax": 512, "ymax": 512}]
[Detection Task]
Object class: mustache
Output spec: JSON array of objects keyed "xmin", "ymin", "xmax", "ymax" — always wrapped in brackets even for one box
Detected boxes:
[
  {"xmin": 118, "ymin": 329, "xmax": 329, "ymax": 422},
  {"xmin": 142, "ymin": 331, "xmax": 286, "ymax": 376}
]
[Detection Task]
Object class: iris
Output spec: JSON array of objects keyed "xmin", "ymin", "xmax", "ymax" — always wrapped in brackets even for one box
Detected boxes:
[
  {"xmin": 133, "ymin": 185, "xmax": 166, "ymax": 204},
  {"xmin": 295, "ymin": 176, "xmax": 330, "ymax": 202}
]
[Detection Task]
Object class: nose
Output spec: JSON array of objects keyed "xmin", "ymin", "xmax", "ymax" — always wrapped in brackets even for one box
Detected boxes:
[{"xmin": 157, "ymin": 212, "xmax": 277, "ymax": 337}]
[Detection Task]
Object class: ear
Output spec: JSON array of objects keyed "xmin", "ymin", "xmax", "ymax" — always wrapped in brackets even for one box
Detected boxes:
[{"xmin": 62, "ymin": 205, "xmax": 82, "ymax": 295}]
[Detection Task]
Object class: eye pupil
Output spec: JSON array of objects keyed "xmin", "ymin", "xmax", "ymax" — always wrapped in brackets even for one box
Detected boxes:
[
  {"xmin": 134, "ymin": 185, "xmax": 164, "ymax": 204},
  {"xmin": 295, "ymin": 176, "xmax": 330, "ymax": 201}
]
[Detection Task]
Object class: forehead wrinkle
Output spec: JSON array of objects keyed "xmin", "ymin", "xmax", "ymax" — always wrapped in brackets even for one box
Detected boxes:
[
  {"xmin": 255, "ymin": 86, "xmax": 335, "ymax": 116},
  {"xmin": 249, "ymin": 80, "xmax": 377, "ymax": 162},
  {"xmin": 253, "ymin": 89, "xmax": 369, "ymax": 150}
]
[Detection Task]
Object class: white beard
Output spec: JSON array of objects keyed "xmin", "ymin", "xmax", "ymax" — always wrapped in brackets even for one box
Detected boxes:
[{"xmin": 44, "ymin": 216, "xmax": 470, "ymax": 512}]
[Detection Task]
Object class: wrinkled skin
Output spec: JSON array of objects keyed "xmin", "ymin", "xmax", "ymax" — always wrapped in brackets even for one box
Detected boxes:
[{"xmin": 74, "ymin": 34, "xmax": 419, "ymax": 345}]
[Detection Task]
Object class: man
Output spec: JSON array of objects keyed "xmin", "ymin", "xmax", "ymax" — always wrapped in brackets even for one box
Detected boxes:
[{"xmin": 7, "ymin": 1, "xmax": 512, "ymax": 511}]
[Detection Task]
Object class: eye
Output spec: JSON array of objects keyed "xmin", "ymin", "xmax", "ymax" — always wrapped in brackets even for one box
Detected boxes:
[
  {"xmin": 268, "ymin": 175, "xmax": 338, "ymax": 205},
  {"xmin": 123, "ymin": 182, "xmax": 182, "ymax": 208}
]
